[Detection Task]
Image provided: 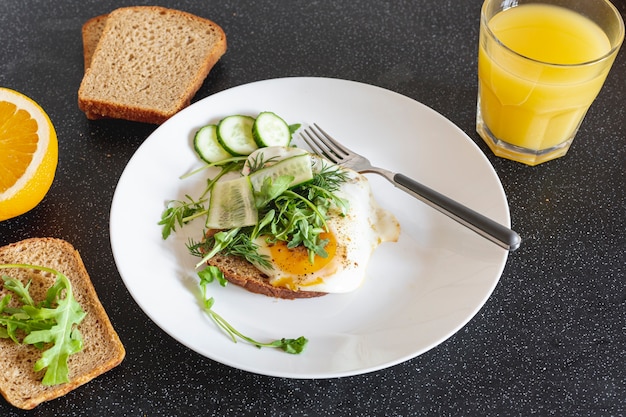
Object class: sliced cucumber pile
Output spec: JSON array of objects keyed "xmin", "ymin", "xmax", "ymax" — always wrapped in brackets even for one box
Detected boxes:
[
  {"xmin": 194, "ymin": 112, "xmax": 307, "ymax": 230},
  {"xmin": 193, "ymin": 112, "xmax": 299, "ymax": 163}
]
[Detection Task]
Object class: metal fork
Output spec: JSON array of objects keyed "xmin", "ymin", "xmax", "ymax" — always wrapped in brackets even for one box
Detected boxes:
[{"xmin": 300, "ymin": 124, "xmax": 521, "ymax": 251}]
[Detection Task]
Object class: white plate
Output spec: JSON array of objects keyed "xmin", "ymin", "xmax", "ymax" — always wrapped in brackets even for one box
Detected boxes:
[{"xmin": 110, "ymin": 77, "xmax": 510, "ymax": 379}]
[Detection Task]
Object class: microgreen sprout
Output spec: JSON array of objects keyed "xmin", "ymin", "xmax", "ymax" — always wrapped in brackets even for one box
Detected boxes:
[{"xmin": 197, "ymin": 267, "xmax": 308, "ymax": 353}]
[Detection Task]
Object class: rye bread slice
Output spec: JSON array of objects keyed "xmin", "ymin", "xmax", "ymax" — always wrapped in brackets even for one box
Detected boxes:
[
  {"xmin": 78, "ymin": 6, "xmax": 227, "ymax": 124},
  {"xmin": 0, "ymin": 238, "xmax": 125, "ymax": 410}
]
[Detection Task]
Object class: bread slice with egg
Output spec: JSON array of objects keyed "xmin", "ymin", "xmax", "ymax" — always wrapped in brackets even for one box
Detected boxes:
[
  {"xmin": 207, "ymin": 253, "xmax": 327, "ymax": 299},
  {"xmin": 0, "ymin": 238, "xmax": 125, "ymax": 410},
  {"xmin": 202, "ymin": 228, "xmax": 326, "ymax": 299},
  {"xmin": 78, "ymin": 6, "xmax": 227, "ymax": 124}
]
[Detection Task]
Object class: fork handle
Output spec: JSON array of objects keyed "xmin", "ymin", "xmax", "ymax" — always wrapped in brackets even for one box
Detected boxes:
[{"xmin": 393, "ymin": 173, "xmax": 521, "ymax": 251}]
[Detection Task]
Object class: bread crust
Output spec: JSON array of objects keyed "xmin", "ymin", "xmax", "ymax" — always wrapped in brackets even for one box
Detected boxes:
[
  {"xmin": 78, "ymin": 6, "xmax": 227, "ymax": 124},
  {"xmin": 0, "ymin": 238, "xmax": 125, "ymax": 409}
]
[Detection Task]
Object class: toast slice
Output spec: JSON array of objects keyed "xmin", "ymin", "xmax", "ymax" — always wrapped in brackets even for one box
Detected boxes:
[
  {"xmin": 78, "ymin": 6, "xmax": 227, "ymax": 124},
  {"xmin": 80, "ymin": 14, "xmax": 109, "ymax": 120},
  {"xmin": 0, "ymin": 238, "xmax": 125, "ymax": 409},
  {"xmin": 81, "ymin": 14, "xmax": 107, "ymax": 71},
  {"xmin": 207, "ymin": 254, "xmax": 327, "ymax": 299}
]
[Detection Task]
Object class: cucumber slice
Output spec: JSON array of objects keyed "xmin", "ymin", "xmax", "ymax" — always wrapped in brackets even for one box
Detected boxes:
[
  {"xmin": 242, "ymin": 146, "xmax": 309, "ymax": 175},
  {"xmin": 207, "ymin": 176, "xmax": 257, "ymax": 229},
  {"xmin": 217, "ymin": 115, "xmax": 258, "ymax": 156},
  {"xmin": 252, "ymin": 112, "xmax": 292, "ymax": 148},
  {"xmin": 249, "ymin": 153, "xmax": 313, "ymax": 192},
  {"xmin": 193, "ymin": 124, "xmax": 233, "ymax": 163}
]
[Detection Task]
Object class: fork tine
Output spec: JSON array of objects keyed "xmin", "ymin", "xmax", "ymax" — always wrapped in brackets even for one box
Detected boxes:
[
  {"xmin": 301, "ymin": 130, "xmax": 337, "ymax": 163},
  {"xmin": 300, "ymin": 129, "xmax": 324, "ymax": 155},
  {"xmin": 312, "ymin": 123, "xmax": 352, "ymax": 156},
  {"xmin": 300, "ymin": 124, "xmax": 350, "ymax": 164}
]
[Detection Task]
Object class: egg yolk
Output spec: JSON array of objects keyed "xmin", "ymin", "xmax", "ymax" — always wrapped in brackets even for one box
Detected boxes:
[{"xmin": 268, "ymin": 232, "xmax": 337, "ymax": 276}]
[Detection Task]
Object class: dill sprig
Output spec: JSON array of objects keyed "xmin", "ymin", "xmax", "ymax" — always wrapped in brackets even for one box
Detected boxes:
[
  {"xmin": 309, "ymin": 162, "xmax": 350, "ymax": 192},
  {"xmin": 187, "ymin": 228, "xmax": 272, "ymax": 270}
]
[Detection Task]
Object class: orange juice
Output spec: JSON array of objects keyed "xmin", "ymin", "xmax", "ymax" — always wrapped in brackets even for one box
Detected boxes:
[{"xmin": 477, "ymin": 2, "xmax": 621, "ymax": 164}]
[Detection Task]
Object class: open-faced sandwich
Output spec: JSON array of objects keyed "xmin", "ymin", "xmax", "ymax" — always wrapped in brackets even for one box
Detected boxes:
[
  {"xmin": 0, "ymin": 238, "xmax": 125, "ymax": 409},
  {"xmin": 160, "ymin": 112, "xmax": 400, "ymax": 300}
]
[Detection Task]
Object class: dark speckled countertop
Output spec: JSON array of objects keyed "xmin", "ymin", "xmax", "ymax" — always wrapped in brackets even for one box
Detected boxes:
[{"xmin": 1, "ymin": 0, "xmax": 625, "ymax": 415}]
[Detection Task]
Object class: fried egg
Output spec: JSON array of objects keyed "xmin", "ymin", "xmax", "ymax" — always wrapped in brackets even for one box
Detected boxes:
[{"xmin": 252, "ymin": 157, "xmax": 400, "ymax": 293}]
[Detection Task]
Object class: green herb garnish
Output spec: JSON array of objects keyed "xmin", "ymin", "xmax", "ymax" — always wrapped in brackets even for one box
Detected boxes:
[
  {"xmin": 197, "ymin": 267, "xmax": 307, "ymax": 353},
  {"xmin": 188, "ymin": 165, "xmax": 349, "ymax": 265}
]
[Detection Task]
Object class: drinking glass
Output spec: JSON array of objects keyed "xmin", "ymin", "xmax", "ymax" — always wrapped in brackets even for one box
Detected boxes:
[{"xmin": 476, "ymin": 0, "xmax": 624, "ymax": 165}]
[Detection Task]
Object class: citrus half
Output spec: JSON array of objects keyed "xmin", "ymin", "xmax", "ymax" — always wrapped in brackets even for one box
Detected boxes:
[{"xmin": 0, "ymin": 88, "xmax": 58, "ymax": 221}]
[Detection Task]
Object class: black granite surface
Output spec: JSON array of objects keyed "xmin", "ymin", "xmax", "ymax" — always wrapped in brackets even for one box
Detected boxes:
[{"xmin": 1, "ymin": 0, "xmax": 625, "ymax": 415}]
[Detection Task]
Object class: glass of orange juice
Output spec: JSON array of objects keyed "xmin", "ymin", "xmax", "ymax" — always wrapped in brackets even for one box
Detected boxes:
[{"xmin": 476, "ymin": 0, "xmax": 624, "ymax": 165}]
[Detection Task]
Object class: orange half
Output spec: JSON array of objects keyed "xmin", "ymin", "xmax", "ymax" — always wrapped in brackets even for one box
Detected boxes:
[{"xmin": 0, "ymin": 88, "xmax": 58, "ymax": 221}]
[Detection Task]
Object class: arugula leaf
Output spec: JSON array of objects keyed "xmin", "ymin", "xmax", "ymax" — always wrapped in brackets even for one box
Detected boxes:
[
  {"xmin": 288, "ymin": 123, "xmax": 301, "ymax": 135},
  {"xmin": 191, "ymin": 228, "xmax": 241, "ymax": 268},
  {"xmin": 254, "ymin": 175, "xmax": 294, "ymax": 209},
  {"xmin": 23, "ymin": 275, "xmax": 86, "ymax": 385},
  {"xmin": 189, "ymin": 229, "xmax": 272, "ymax": 270},
  {"xmin": 0, "ymin": 294, "xmax": 9, "ymax": 312},
  {"xmin": 2, "ymin": 277, "xmax": 35, "ymax": 306},
  {"xmin": 270, "ymin": 336, "xmax": 308, "ymax": 354},
  {"xmin": 1, "ymin": 276, "xmax": 55, "ymax": 344},
  {"xmin": 158, "ymin": 195, "xmax": 207, "ymax": 240},
  {"xmin": 0, "ymin": 264, "xmax": 87, "ymax": 386},
  {"xmin": 250, "ymin": 209, "xmax": 275, "ymax": 241}
]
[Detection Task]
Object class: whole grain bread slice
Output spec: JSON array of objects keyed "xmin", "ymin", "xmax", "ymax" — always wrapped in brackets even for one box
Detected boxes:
[
  {"xmin": 80, "ymin": 14, "xmax": 110, "ymax": 120},
  {"xmin": 78, "ymin": 6, "xmax": 227, "ymax": 124},
  {"xmin": 81, "ymin": 14, "xmax": 108, "ymax": 71},
  {"xmin": 0, "ymin": 238, "xmax": 125, "ymax": 410}
]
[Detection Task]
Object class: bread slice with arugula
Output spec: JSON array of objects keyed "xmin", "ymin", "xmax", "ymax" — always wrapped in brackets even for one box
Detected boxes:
[
  {"xmin": 0, "ymin": 238, "xmax": 125, "ymax": 410},
  {"xmin": 78, "ymin": 6, "xmax": 227, "ymax": 124}
]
